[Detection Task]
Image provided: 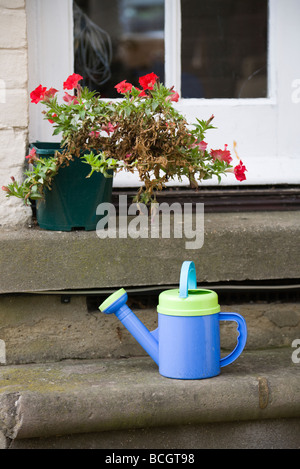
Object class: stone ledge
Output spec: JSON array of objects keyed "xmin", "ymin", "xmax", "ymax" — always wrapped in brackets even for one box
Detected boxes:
[
  {"xmin": 0, "ymin": 348, "xmax": 299, "ymax": 447},
  {"xmin": 0, "ymin": 211, "xmax": 299, "ymax": 294}
]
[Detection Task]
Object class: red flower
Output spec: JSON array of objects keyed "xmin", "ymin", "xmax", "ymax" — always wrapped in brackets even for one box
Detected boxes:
[
  {"xmin": 210, "ymin": 145, "xmax": 232, "ymax": 164},
  {"xmin": 166, "ymin": 90, "xmax": 180, "ymax": 102},
  {"xmin": 139, "ymin": 72, "xmax": 159, "ymax": 90},
  {"xmin": 63, "ymin": 73, "xmax": 83, "ymax": 90},
  {"xmin": 196, "ymin": 140, "xmax": 207, "ymax": 151},
  {"xmin": 114, "ymin": 80, "xmax": 133, "ymax": 94},
  {"xmin": 2, "ymin": 185, "xmax": 9, "ymax": 192},
  {"xmin": 44, "ymin": 88, "xmax": 58, "ymax": 100},
  {"xmin": 102, "ymin": 122, "xmax": 118, "ymax": 135},
  {"xmin": 30, "ymin": 85, "xmax": 47, "ymax": 103},
  {"xmin": 48, "ymin": 113, "xmax": 57, "ymax": 124},
  {"xmin": 189, "ymin": 140, "xmax": 207, "ymax": 151},
  {"xmin": 234, "ymin": 160, "xmax": 247, "ymax": 181},
  {"xmin": 63, "ymin": 92, "xmax": 79, "ymax": 105},
  {"xmin": 25, "ymin": 148, "xmax": 37, "ymax": 163},
  {"xmin": 135, "ymin": 88, "xmax": 148, "ymax": 98},
  {"xmin": 89, "ymin": 131, "xmax": 100, "ymax": 138}
]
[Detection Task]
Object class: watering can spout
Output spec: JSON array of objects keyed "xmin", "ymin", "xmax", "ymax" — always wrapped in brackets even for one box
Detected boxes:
[{"xmin": 99, "ymin": 289, "xmax": 159, "ymax": 366}]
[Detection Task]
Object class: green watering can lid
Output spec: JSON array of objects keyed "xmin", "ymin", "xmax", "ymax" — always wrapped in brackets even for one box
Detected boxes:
[{"xmin": 157, "ymin": 261, "xmax": 220, "ymax": 317}]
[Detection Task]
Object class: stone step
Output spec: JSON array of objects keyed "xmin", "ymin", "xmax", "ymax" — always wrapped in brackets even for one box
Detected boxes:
[
  {"xmin": 0, "ymin": 293, "xmax": 299, "ymax": 364},
  {"xmin": 0, "ymin": 348, "xmax": 299, "ymax": 449},
  {"xmin": 0, "ymin": 211, "xmax": 299, "ymax": 294}
]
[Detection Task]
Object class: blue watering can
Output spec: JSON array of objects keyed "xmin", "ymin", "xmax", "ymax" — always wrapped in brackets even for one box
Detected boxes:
[{"xmin": 99, "ymin": 261, "xmax": 247, "ymax": 379}]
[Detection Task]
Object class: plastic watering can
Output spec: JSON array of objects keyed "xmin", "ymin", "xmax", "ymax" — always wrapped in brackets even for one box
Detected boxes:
[{"xmin": 99, "ymin": 261, "xmax": 247, "ymax": 379}]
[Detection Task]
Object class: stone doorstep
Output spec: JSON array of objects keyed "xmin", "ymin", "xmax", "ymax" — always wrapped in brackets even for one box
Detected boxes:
[
  {"xmin": 0, "ymin": 211, "xmax": 299, "ymax": 294},
  {"xmin": 0, "ymin": 348, "xmax": 299, "ymax": 448}
]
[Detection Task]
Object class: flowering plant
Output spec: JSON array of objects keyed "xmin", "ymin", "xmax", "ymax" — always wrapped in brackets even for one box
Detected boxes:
[{"xmin": 3, "ymin": 72, "xmax": 246, "ymax": 204}]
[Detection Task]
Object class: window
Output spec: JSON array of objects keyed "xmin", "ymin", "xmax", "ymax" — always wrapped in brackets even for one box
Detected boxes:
[
  {"xmin": 74, "ymin": 0, "xmax": 165, "ymax": 98},
  {"xmin": 26, "ymin": 0, "xmax": 300, "ymax": 186},
  {"xmin": 181, "ymin": 0, "xmax": 268, "ymax": 99},
  {"xmin": 73, "ymin": 0, "xmax": 268, "ymax": 100}
]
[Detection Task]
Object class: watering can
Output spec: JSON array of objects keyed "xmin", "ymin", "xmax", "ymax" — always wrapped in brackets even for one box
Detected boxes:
[{"xmin": 99, "ymin": 261, "xmax": 247, "ymax": 379}]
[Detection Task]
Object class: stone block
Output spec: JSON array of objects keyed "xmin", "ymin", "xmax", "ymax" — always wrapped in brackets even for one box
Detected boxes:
[
  {"xmin": 0, "ymin": 49, "xmax": 28, "ymax": 90},
  {"xmin": 0, "ymin": 128, "xmax": 28, "ymax": 169},
  {"xmin": 0, "ymin": 194, "xmax": 32, "ymax": 227},
  {"xmin": 0, "ymin": 9, "xmax": 27, "ymax": 49},
  {"xmin": 0, "ymin": 0, "xmax": 25, "ymax": 8},
  {"xmin": 0, "ymin": 127, "xmax": 32, "ymax": 227},
  {"xmin": 0, "ymin": 89, "xmax": 28, "ymax": 128}
]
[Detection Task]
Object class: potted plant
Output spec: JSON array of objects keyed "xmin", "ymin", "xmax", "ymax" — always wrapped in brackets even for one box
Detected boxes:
[{"xmin": 2, "ymin": 72, "xmax": 247, "ymax": 230}]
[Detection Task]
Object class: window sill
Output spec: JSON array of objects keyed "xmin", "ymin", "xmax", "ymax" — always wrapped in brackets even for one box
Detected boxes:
[{"xmin": 112, "ymin": 185, "xmax": 300, "ymax": 213}]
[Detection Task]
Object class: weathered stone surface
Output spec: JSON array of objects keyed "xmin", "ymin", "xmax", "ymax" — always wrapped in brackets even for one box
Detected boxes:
[
  {"xmin": 0, "ymin": 211, "xmax": 299, "ymax": 294},
  {"xmin": 0, "ymin": 349, "xmax": 299, "ymax": 444},
  {"xmin": 0, "ymin": 50, "xmax": 28, "ymax": 90},
  {"xmin": 0, "ymin": 0, "xmax": 25, "ymax": 8},
  {"xmin": 0, "ymin": 294, "xmax": 299, "ymax": 364},
  {"xmin": 0, "ymin": 430, "xmax": 7, "ymax": 449},
  {"xmin": 10, "ymin": 418, "xmax": 300, "ymax": 449},
  {"xmin": 0, "ymin": 0, "xmax": 29, "ymax": 230},
  {"xmin": 0, "ymin": 9, "xmax": 27, "ymax": 49}
]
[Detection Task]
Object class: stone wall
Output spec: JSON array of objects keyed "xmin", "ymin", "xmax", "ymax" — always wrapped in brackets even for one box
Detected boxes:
[{"xmin": 0, "ymin": 0, "xmax": 31, "ymax": 227}]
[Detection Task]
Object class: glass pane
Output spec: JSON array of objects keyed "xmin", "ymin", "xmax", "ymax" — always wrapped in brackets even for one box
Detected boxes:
[
  {"xmin": 74, "ymin": 0, "xmax": 165, "ymax": 98},
  {"xmin": 181, "ymin": 0, "xmax": 268, "ymax": 98}
]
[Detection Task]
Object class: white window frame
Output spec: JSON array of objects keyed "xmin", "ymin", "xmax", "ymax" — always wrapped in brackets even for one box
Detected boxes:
[
  {"xmin": 26, "ymin": 0, "xmax": 300, "ymax": 187},
  {"xmin": 26, "ymin": 0, "xmax": 74, "ymax": 143}
]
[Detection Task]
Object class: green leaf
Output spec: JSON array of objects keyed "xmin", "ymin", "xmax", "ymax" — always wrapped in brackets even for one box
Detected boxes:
[
  {"xmin": 152, "ymin": 100, "xmax": 159, "ymax": 112},
  {"xmin": 53, "ymin": 127, "xmax": 63, "ymax": 136},
  {"xmin": 79, "ymin": 109, "xmax": 86, "ymax": 120},
  {"xmin": 30, "ymin": 185, "xmax": 39, "ymax": 194}
]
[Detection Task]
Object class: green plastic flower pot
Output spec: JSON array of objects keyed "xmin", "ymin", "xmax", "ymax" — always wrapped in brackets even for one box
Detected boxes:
[{"xmin": 30, "ymin": 142, "xmax": 113, "ymax": 231}]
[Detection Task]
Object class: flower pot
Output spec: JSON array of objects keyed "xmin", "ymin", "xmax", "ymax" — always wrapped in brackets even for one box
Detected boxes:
[{"xmin": 31, "ymin": 142, "xmax": 113, "ymax": 231}]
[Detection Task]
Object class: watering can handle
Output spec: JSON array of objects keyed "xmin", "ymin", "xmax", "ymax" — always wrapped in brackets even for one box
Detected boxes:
[
  {"xmin": 219, "ymin": 312, "xmax": 247, "ymax": 367},
  {"xmin": 179, "ymin": 261, "xmax": 197, "ymax": 298}
]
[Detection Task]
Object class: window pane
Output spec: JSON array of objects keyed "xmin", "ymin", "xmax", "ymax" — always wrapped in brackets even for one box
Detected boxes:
[
  {"xmin": 74, "ymin": 0, "xmax": 165, "ymax": 98},
  {"xmin": 181, "ymin": 0, "xmax": 268, "ymax": 98}
]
